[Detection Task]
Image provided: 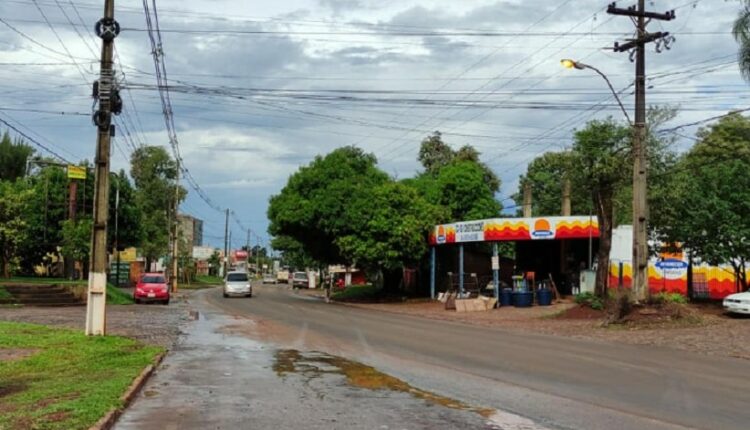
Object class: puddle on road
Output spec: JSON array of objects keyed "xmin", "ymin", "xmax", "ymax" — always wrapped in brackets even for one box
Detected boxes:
[{"xmin": 273, "ymin": 349, "xmax": 495, "ymax": 419}]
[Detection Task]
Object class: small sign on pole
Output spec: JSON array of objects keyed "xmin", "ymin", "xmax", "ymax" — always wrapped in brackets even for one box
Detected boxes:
[
  {"xmin": 491, "ymin": 256, "xmax": 500, "ymax": 271},
  {"xmin": 67, "ymin": 165, "xmax": 87, "ymax": 180}
]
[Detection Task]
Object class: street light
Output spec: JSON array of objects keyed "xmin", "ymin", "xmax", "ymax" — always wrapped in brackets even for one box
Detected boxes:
[
  {"xmin": 560, "ymin": 59, "xmax": 633, "ymax": 125},
  {"xmin": 562, "ymin": 58, "xmax": 647, "ymax": 300}
]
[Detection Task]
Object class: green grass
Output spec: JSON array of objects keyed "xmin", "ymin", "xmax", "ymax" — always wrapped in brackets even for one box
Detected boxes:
[
  {"xmin": 178, "ymin": 274, "xmax": 223, "ymax": 290},
  {"xmin": 0, "ymin": 321, "xmax": 162, "ymax": 430},
  {"xmin": 0, "ymin": 285, "xmax": 12, "ymax": 300},
  {"xmin": 331, "ymin": 284, "xmax": 382, "ymax": 302},
  {"xmin": 106, "ymin": 284, "xmax": 134, "ymax": 305},
  {"xmin": 195, "ymin": 275, "xmax": 223, "ymax": 284}
]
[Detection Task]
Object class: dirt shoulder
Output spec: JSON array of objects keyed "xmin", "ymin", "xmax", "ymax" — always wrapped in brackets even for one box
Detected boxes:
[
  {"xmin": 343, "ymin": 300, "xmax": 750, "ymax": 360},
  {"xmin": 0, "ymin": 292, "xmax": 193, "ymax": 348}
]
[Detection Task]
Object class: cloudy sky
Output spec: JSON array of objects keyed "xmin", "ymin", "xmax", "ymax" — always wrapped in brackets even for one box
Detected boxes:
[{"xmin": 0, "ymin": 0, "xmax": 745, "ymax": 250}]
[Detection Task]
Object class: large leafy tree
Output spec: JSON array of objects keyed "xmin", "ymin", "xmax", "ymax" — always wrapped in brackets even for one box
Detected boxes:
[
  {"xmin": 515, "ymin": 151, "xmax": 591, "ymax": 216},
  {"xmin": 60, "ymin": 217, "xmax": 93, "ymax": 279},
  {"xmin": 336, "ymin": 182, "xmax": 444, "ymax": 285},
  {"xmin": 654, "ymin": 114, "xmax": 750, "ymax": 291},
  {"xmin": 130, "ymin": 146, "xmax": 185, "ymax": 266},
  {"xmin": 0, "ymin": 131, "xmax": 34, "ymax": 182},
  {"xmin": 410, "ymin": 133, "xmax": 502, "ymax": 222},
  {"xmin": 268, "ymin": 146, "xmax": 389, "ymax": 266},
  {"xmin": 108, "ymin": 170, "xmax": 142, "ymax": 251},
  {"xmin": 17, "ymin": 165, "xmax": 69, "ymax": 272},
  {"xmin": 734, "ymin": 1, "xmax": 750, "ymax": 81},
  {"xmin": 569, "ymin": 119, "xmax": 632, "ymax": 297},
  {"xmin": 0, "ymin": 180, "xmax": 32, "ymax": 277}
]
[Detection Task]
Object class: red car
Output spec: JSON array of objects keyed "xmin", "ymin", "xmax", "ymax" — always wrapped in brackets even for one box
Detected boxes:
[{"xmin": 134, "ymin": 273, "xmax": 170, "ymax": 305}]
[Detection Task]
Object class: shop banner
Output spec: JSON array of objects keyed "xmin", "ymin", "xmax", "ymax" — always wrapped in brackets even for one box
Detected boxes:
[{"xmin": 431, "ymin": 216, "xmax": 599, "ymax": 245}]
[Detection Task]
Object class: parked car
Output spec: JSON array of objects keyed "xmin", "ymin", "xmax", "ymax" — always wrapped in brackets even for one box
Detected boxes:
[
  {"xmin": 134, "ymin": 273, "xmax": 169, "ymax": 305},
  {"xmin": 723, "ymin": 291, "xmax": 750, "ymax": 315},
  {"xmin": 292, "ymin": 271, "xmax": 308, "ymax": 288},
  {"xmin": 224, "ymin": 271, "xmax": 252, "ymax": 298},
  {"xmin": 262, "ymin": 273, "xmax": 276, "ymax": 284}
]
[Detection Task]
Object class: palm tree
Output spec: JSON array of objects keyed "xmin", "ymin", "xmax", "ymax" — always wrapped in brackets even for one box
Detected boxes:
[{"xmin": 733, "ymin": 1, "xmax": 750, "ymax": 80}]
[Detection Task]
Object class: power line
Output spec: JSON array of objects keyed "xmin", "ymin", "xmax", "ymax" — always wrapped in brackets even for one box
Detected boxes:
[{"xmin": 0, "ymin": 113, "xmax": 71, "ymax": 162}]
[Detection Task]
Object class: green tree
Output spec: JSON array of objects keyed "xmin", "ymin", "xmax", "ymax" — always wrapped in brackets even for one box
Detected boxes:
[
  {"xmin": 418, "ymin": 131, "xmax": 454, "ymax": 175},
  {"xmin": 208, "ymin": 250, "xmax": 221, "ymax": 276},
  {"xmin": 515, "ymin": 151, "xmax": 591, "ymax": 216},
  {"xmin": 130, "ymin": 146, "xmax": 184, "ymax": 267},
  {"xmin": 654, "ymin": 114, "xmax": 750, "ymax": 291},
  {"xmin": 17, "ymin": 165, "xmax": 68, "ymax": 272},
  {"xmin": 0, "ymin": 180, "xmax": 31, "ymax": 277},
  {"xmin": 336, "ymin": 181, "xmax": 443, "ymax": 287},
  {"xmin": 411, "ymin": 160, "xmax": 501, "ymax": 221},
  {"xmin": 734, "ymin": 1, "xmax": 750, "ymax": 81},
  {"xmin": 569, "ymin": 119, "xmax": 632, "ymax": 297},
  {"xmin": 0, "ymin": 131, "xmax": 34, "ymax": 182},
  {"xmin": 268, "ymin": 146, "xmax": 389, "ymax": 266},
  {"xmin": 417, "ymin": 131, "xmax": 500, "ymax": 192},
  {"xmin": 108, "ymin": 170, "xmax": 142, "ymax": 251},
  {"xmin": 60, "ymin": 217, "xmax": 93, "ymax": 279}
]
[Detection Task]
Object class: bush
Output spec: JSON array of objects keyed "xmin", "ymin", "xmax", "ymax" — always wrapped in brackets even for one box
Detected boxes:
[
  {"xmin": 650, "ymin": 292, "xmax": 688, "ymax": 305},
  {"xmin": 574, "ymin": 292, "xmax": 605, "ymax": 310}
]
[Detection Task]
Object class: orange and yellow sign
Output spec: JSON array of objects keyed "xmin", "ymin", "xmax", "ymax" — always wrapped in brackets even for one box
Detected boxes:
[{"xmin": 430, "ymin": 216, "xmax": 599, "ymax": 245}]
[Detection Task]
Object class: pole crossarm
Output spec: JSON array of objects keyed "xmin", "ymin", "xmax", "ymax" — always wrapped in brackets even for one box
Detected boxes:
[
  {"xmin": 614, "ymin": 32, "xmax": 670, "ymax": 52},
  {"xmin": 606, "ymin": 2, "xmax": 675, "ymax": 21}
]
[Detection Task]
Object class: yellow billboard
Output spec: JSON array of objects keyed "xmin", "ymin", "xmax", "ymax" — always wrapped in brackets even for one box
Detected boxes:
[{"xmin": 67, "ymin": 165, "xmax": 87, "ymax": 180}]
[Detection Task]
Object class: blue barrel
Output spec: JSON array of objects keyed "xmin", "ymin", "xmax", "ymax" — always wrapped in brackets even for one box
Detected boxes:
[
  {"xmin": 500, "ymin": 288, "xmax": 513, "ymax": 307},
  {"xmin": 537, "ymin": 289, "xmax": 553, "ymax": 306},
  {"xmin": 513, "ymin": 291, "xmax": 534, "ymax": 307}
]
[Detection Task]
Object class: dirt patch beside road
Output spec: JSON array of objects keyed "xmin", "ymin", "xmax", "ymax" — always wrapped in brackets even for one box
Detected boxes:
[
  {"xmin": 0, "ymin": 292, "xmax": 193, "ymax": 348},
  {"xmin": 345, "ymin": 299, "xmax": 750, "ymax": 360}
]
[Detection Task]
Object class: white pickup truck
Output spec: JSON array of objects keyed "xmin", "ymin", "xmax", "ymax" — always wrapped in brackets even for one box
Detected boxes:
[{"xmin": 276, "ymin": 269, "xmax": 290, "ymax": 284}]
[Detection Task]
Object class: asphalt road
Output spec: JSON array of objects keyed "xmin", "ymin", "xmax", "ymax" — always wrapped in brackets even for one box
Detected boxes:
[{"xmin": 201, "ymin": 284, "xmax": 750, "ymax": 430}]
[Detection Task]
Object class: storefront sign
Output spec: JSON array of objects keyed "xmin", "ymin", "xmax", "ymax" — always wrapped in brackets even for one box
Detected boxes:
[{"xmin": 430, "ymin": 216, "xmax": 599, "ymax": 245}]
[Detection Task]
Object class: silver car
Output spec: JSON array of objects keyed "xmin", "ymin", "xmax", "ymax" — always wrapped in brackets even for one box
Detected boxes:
[{"xmin": 223, "ymin": 271, "xmax": 252, "ymax": 298}]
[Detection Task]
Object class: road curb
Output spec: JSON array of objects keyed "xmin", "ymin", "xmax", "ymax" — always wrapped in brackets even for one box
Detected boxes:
[{"xmin": 88, "ymin": 351, "xmax": 166, "ymax": 430}]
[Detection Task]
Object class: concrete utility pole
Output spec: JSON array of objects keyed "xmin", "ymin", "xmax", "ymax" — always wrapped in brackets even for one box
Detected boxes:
[
  {"xmin": 171, "ymin": 168, "xmax": 179, "ymax": 293},
  {"xmin": 607, "ymin": 1, "xmax": 674, "ymax": 302},
  {"xmin": 223, "ymin": 208, "xmax": 229, "ymax": 277},
  {"xmin": 561, "ymin": 178, "xmax": 571, "ymax": 216},
  {"xmin": 522, "ymin": 182, "xmax": 532, "ymax": 218},
  {"xmin": 86, "ymin": 0, "xmax": 120, "ymax": 335}
]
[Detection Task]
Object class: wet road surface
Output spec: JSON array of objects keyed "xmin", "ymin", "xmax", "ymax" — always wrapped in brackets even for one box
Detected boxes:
[{"xmin": 118, "ymin": 285, "xmax": 750, "ymax": 429}]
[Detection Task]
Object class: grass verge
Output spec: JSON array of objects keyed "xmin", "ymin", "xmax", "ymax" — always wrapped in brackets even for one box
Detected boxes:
[
  {"xmin": 107, "ymin": 284, "xmax": 134, "ymax": 305},
  {"xmin": 179, "ymin": 275, "xmax": 224, "ymax": 290},
  {"xmin": 0, "ymin": 321, "xmax": 162, "ymax": 430}
]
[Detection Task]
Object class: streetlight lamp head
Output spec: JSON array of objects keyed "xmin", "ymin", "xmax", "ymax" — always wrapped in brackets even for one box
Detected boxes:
[{"xmin": 560, "ymin": 59, "xmax": 583, "ymax": 70}]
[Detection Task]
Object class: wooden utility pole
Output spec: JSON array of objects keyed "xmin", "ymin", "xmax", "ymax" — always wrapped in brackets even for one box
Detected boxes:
[
  {"xmin": 608, "ymin": 1, "xmax": 674, "ymax": 302},
  {"xmin": 86, "ymin": 0, "xmax": 120, "ymax": 335}
]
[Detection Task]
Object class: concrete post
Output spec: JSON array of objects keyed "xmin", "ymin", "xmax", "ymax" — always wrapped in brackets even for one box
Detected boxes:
[
  {"xmin": 459, "ymin": 244, "xmax": 464, "ymax": 295},
  {"xmin": 492, "ymin": 242, "xmax": 499, "ymax": 306},
  {"xmin": 430, "ymin": 247, "xmax": 436, "ymax": 300}
]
